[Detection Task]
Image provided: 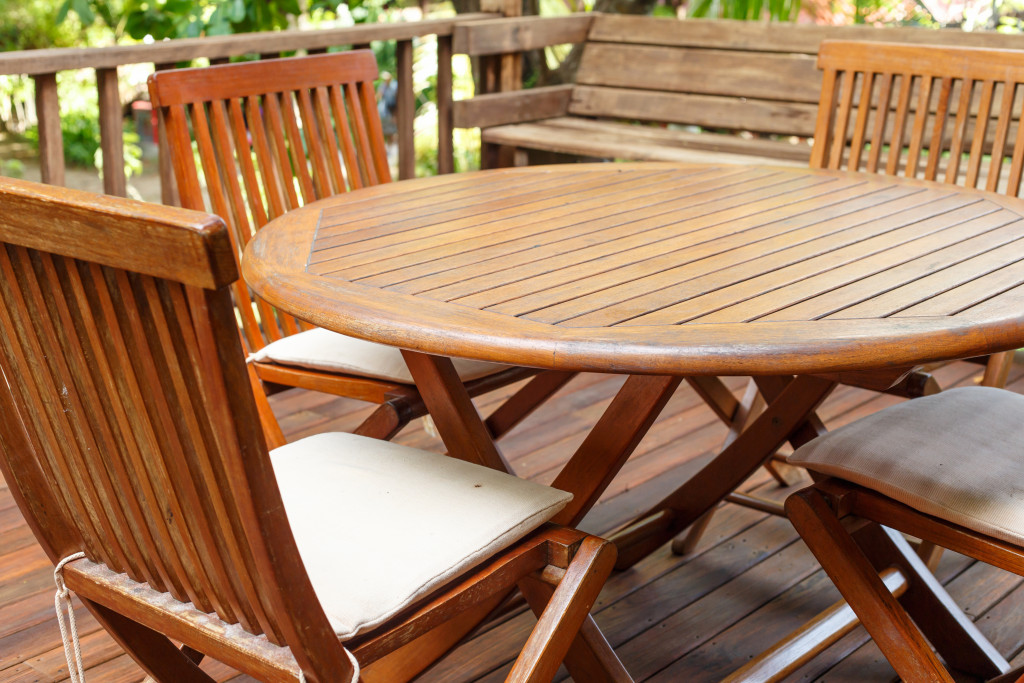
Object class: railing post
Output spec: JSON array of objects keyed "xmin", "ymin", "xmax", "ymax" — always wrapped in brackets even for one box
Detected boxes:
[
  {"xmin": 437, "ymin": 34, "xmax": 454, "ymax": 175},
  {"xmin": 482, "ymin": 0, "xmax": 522, "ymax": 91},
  {"xmin": 96, "ymin": 67, "xmax": 127, "ymax": 197},
  {"xmin": 154, "ymin": 63, "xmax": 180, "ymax": 207},
  {"xmin": 396, "ymin": 38, "xmax": 415, "ymax": 180},
  {"xmin": 33, "ymin": 73, "xmax": 64, "ymax": 186}
]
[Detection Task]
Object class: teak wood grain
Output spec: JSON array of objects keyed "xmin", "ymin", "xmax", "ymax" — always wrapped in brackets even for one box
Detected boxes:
[
  {"xmin": 453, "ymin": 14, "xmax": 1024, "ymax": 169},
  {"xmin": 0, "ymin": 176, "xmax": 626, "ymax": 683},
  {"xmin": 244, "ymin": 162, "xmax": 1024, "ymax": 378},
  {"xmin": 150, "ymin": 51, "xmax": 566, "ymax": 445},
  {"xmin": 244, "ymin": 159, "xmax": 1024, "ymax": 595}
]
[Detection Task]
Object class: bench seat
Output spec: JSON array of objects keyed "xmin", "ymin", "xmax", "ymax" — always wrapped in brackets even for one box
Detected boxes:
[
  {"xmin": 454, "ymin": 14, "xmax": 1024, "ymax": 168},
  {"xmin": 482, "ymin": 116, "xmax": 810, "ymax": 167}
]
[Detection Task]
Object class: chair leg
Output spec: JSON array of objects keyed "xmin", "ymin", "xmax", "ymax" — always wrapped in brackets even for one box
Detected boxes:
[
  {"xmin": 354, "ymin": 401, "xmax": 408, "ymax": 440},
  {"xmin": 784, "ymin": 489, "xmax": 954, "ymax": 683},
  {"xmin": 510, "ymin": 537, "xmax": 624, "ymax": 683},
  {"xmin": 673, "ymin": 379, "xmax": 766, "ymax": 556},
  {"xmin": 83, "ymin": 598, "xmax": 215, "ymax": 683},
  {"xmin": 853, "ymin": 523, "xmax": 1008, "ymax": 678},
  {"xmin": 247, "ymin": 364, "xmax": 286, "ymax": 449},
  {"xmin": 517, "ymin": 591, "xmax": 632, "ymax": 683},
  {"xmin": 982, "ymin": 350, "xmax": 1015, "ymax": 388}
]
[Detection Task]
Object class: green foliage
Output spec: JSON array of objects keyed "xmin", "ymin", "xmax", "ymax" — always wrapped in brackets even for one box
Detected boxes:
[
  {"xmin": 25, "ymin": 112, "xmax": 143, "ymax": 177},
  {"xmin": 689, "ymin": 0, "xmax": 799, "ymax": 21},
  {"xmin": 58, "ymin": 0, "xmax": 368, "ymax": 41},
  {"xmin": 0, "ymin": 0, "xmax": 87, "ymax": 50}
]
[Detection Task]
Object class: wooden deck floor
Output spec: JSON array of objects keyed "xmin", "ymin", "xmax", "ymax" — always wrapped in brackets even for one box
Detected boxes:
[{"xmin": 3, "ymin": 361, "xmax": 1024, "ymax": 682}]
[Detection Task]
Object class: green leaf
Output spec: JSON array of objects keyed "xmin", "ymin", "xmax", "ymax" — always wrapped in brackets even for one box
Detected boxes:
[
  {"xmin": 690, "ymin": 0, "xmax": 714, "ymax": 18},
  {"xmin": 228, "ymin": 0, "xmax": 246, "ymax": 23},
  {"xmin": 55, "ymin": 0, "xmax": 73, "ymax": 23},
  {"xmin": 71, "ymin": 0, "xmax": 96, "ymax": 24}
]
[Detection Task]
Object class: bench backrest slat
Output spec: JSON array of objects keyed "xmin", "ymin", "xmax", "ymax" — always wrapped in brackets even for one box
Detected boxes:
[{"xmin": 570, "ymin": 15, "xmax": 1024, "ymax": 140}]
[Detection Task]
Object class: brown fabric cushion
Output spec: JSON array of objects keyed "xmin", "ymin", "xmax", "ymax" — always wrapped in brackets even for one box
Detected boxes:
[
  {"xmin": 788, "ymin": 386, "xmax": 1024, "ymax": 546},
  {"xmin": 251, "ymin": 328, "xmax": 509, "ymax": 383},
  {"xmin": 271, "ymin": 432, "xmax": 572, "ymax": 640}
]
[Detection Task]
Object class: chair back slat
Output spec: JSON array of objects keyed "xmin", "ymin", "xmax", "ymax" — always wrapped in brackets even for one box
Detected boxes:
[
  {"xmin": 966, "ymin": 79, "xmax": 996, "ymax": 187},
  {"xmin": 279, "ymin": 91, "xmax": 319, "ymax": 204},
  {"xmin": 227, "ymin": 98, "xmax": 271, "ymax": 229},
  {"xmin": 989, "ymin": 82, "xmax": 1019, "ymax": 191},
  {"xmin": 51, "ymin": 257, "xmax": 170, "ymax": 592},
  {"xmin": 245, "ymin": 95, "xmax": 290, "ymax": 220},
  {"xmin": 0, "ymin": 179, "xmax": 354, "ymax": 677},
  {"xmin": 0, "ymin": 247, "xmax": 116, "ymax": 569},
  {"xmin": 329, "ymin": 85, "xmax": 365, "ymax": 190},
  {"xmin": 814, "ymin": 41, "xmax": 1024, "ymax": 197},
  {"xmin": 904, "ymin": 74, "xmax": 934, "ymax": 177},
  {"xmin": 297, "ymin": 88, "xmax": 333, "ymax": 198},
  {"xmin": 149, "ymin": 51, "xmax": 390, "ymax": 352},
  {"xmin": 923, "ymin": 77, "xmax": 953, "ymax": 181},
  {"xmin": 866, "ymin": 72, "xmax": 894, "ymax": 173}
]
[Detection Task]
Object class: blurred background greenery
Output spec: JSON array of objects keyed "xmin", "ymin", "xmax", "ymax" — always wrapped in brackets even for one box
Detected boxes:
[{"xmin": 0, "ymin": 0, "xmax": 1011, "ymax": 188}]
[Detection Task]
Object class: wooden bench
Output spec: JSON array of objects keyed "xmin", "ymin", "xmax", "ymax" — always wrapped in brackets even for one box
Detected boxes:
[{"xmin": 453, "ymin": 14, "xmax": 1024, "ymax": 167}]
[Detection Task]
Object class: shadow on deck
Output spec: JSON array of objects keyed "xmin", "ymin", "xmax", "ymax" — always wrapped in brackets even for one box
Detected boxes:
[{"xmin": 2, "ymin": 361, "xmax": 1023, "ymax": 681}]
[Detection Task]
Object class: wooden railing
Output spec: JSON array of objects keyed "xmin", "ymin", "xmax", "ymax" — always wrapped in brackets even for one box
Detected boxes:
[{"xmin": 0, "ymin": 14, "xmax": 496, "ymax": 203}]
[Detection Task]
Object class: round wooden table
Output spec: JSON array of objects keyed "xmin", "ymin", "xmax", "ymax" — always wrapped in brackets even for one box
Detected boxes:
[{"xmin": 244, "ymin": 162, "xmax": 1024, "ymax": 565}]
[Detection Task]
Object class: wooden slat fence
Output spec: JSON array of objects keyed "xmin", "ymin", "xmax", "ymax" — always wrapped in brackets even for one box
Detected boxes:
[{"xmin": 0, "ymin": 14, "xmax": 497, "ymax": 201}]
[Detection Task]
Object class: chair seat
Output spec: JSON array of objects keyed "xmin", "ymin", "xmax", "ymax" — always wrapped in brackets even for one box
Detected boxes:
[
  {"xmin": 251, "ymin": 328, "xmax": 509, "ymax": 384},
  {"xmin": 270, "ymin": 432, "xmax": 572, "ymax": 640},
  {"xmin": 788, "ymin": 386, "xmax": 1024, "ymax": 547}
]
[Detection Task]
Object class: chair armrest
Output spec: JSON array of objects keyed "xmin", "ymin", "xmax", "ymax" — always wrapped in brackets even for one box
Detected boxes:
[
  {"xmin": 453, "ymin": 84, "xmax": 574, "ymax": 129},
  {"xmin": 453, "ymin": 14, "xmax": 594, "ymax": 56}
]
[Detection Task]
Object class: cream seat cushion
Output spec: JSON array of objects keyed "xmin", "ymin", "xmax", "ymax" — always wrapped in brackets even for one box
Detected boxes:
[
  {"xmin": 788, "ymin": 386, "xmax": 1024, "ymax": 547},
  {"xmin": 251, "ymin": 328, "xmax": 508, "ymax": 384},
  {"xmin": 271, "ymin": 431, "xmax": 572, "ymax": 640}
]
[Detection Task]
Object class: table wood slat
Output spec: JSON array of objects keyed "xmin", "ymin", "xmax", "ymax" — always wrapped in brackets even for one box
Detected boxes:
[
  {"xmin": 594, "ymin": 193, "xmax": 989, "ymax": 327},
  {"xmin": 312, "ymin": 167, "xmax": 747, "ymax": 277},
  {"xmin": 310, "ymin": 169, "xmax": 611, "ymax": 256},
  {"xmin": 359, "ymin": 166, "xmax": 768, "ymax": 292},
  {"xmin": 310, "ymin": 167, "xmax": 698, "ymax": 261},
  {"xmin": 755, "ymin": 211, "xmax": 1021, "ymax": 323},
  {"xmin": 674, "ymin": 208, "xmax": 1019, "ymax": 325},
  {"xmin": 826, "ymin": 230, "xmax": 1024, "ymax": 319},
  {"xmin": 896, "ymin": 265, "xmax": 1024, "ymax": 317},
  {"xmin": 430, "ymin": 174, "xmax": 854, "ymax": 310},
  {"xmin": 523, "ymin": 191, "xmax": 980, "ymax": 327},
  {"xmin": 243, "ymin": 163, "xmax": 1024, "ymax": 377},
  {"xmin": 463, "ymin": 175, "xmax": 868, "ymax": 316}
]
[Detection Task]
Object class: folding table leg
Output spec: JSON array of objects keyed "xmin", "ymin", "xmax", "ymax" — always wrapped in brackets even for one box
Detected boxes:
[
  {"xmin": 672, "ymin": 378, "xmax": 767, "ymax": 556},
  {"xmin": 402, "ymin": 350, "xmax": 510, "ymax": 472},
  {"xmin": 400, "ymin": 353, "xmax": 674, "ymax": 680},
  {"xmin": 611, "ymin": 375, "xmax": 836, "ymax": 570}
]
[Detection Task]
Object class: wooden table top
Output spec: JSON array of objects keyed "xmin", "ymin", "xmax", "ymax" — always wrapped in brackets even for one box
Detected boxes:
[{"xmin": 243, "ymin": 162, "xmax": 1024, "ymax": 376}]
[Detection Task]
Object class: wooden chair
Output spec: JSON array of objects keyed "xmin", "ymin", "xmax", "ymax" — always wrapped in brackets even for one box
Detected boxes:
[
  {"xmin": 674, "ymin": 40, "xmax": 1024, "ymax": 557},
  {"xmin": 148, "ymin": 52, "xmax": 575, "ymax": 447},
  {"xmin": 811, "ymin": 39, "xmax": 1024, "ymax": 390},
  {"xmin": 785, "ymin": 386, "xmax": 1024, "ymax": 682},
  {"xmin": 0, "ymin": 177, "xmax": 629, "ymax": 683}
]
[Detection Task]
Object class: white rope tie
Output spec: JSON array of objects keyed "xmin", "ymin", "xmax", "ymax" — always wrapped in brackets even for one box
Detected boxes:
[
  {"xmin": 296, "ymin": 647, "xmax": 359, "ymax": 682},
  {"xmin": 54, "ymin": 552, "xmax": 87, "ymax": 683}
]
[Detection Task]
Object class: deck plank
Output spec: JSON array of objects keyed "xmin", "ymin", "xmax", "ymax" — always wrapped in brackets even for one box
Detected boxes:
[{"xmin": 1, "ymin": 361, "xmax": 1022, "ymax": 682}]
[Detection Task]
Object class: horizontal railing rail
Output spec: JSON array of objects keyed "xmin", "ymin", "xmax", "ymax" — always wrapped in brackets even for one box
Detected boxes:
[{"xmin": 0, "ymin": 14, "xmax": 497, "ymax": 202}]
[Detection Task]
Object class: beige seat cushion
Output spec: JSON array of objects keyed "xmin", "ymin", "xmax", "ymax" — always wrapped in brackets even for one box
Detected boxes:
[
  {"xmin": 788, "ymin": 386, "xmax": 1024, "ymax": 547},
  {"xmin": 251, "ymin": 328, "xmax": 509, "ymax": 384},
  {"xmin": 271, "ymin": 432, "xmax": 572, "ymax": 640}
]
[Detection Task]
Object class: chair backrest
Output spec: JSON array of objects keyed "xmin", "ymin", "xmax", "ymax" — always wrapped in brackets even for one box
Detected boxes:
[
  {"xmin": 149, "ymin": 51, "xmax": 391, "ymax": 353},
  {"xmin": 0, "ymin": 178, "xmax": 352, "ymax": 679},
  {"xmin": 811, "ymin": 41, "xmax": 1024, "ymax": 197}
]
